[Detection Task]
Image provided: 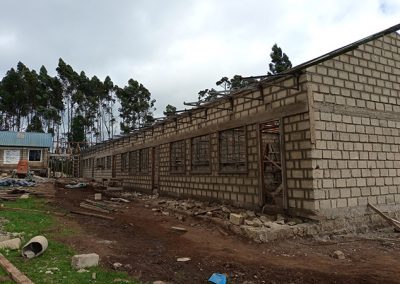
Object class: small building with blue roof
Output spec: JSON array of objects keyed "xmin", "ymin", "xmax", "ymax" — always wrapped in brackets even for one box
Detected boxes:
[{"xmin": 0, "ymin": 131, "xmax": 53, "ymax": 175}]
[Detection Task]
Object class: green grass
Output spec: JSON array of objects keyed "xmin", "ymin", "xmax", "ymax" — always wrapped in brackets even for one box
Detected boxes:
[{"xmin": 0, "ymin": 198, "xmax": 140, "ymax": 284}]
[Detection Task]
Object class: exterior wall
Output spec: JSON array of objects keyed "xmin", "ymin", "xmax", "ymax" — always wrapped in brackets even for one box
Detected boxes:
[
  {"xmin": 0, "ymin": 146, "xmax": 49, "ymax": 172},
  {"xmin": 81, "ymin": 74, "xmax": 311, "ymax": 211},
  {"xmin": 307, "ymin": 31, "xmax": 400, "ymax": 216}
]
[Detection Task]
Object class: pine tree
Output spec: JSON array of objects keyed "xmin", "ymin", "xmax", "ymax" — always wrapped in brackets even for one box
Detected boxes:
[{"xmin": 268, "ymin": 44, "xmax": 292, "ymax": 75}]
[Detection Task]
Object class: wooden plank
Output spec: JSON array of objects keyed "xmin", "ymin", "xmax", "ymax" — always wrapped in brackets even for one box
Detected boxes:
[
  {"xmin": 0, "ymin": 253, "xmax": 34, "ymax": 284},
  {"xmin": 70, "ymin": 210, "xmax": 114, "ymax": 220},
  {"xmin": 368, "ymin": 203, "xmax": 400, "ymax": 232},
  {"xmin": 79, "ymin": 203, "xmax": 110, "ymax": 214}
]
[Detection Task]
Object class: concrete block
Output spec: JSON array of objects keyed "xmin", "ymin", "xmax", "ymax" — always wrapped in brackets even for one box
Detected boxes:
[
  {"xmin": 71, "ymin": 253, "xmax": 99, "ymax": 269},
  {"xmin": 229, "ymin": 213, "xmax": 244, "ymax": 225}
]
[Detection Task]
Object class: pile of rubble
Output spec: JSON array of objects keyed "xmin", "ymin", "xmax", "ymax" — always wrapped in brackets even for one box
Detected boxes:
[{"xmin": 124, "ymin": 194, "xmax": 312, "ymax": 243}]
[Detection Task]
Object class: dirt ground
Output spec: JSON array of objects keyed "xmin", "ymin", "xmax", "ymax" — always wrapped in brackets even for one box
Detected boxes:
[{"xmin": 45, "ymin": 184, "xmax": 400, "ymax": 284}]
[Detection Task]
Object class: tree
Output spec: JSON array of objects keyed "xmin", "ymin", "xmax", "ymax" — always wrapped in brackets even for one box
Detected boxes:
[
  {"xmin": 116, "ymin": 79, "xmax": 155, "ymax": 133},
  {"xmin": 268, "ymin": 44, "xmax": 292, "ymax": 75},
  {"xmin": 26, "ymin": 115, "xmax": 44, "ymax": 132},
  {"xmin": 198, "ymin": 75, "xmax": 252, "ymax": 102},
  {"xmin": 164, "ymin": 104, "xmax": 177, "ymax": 116}
]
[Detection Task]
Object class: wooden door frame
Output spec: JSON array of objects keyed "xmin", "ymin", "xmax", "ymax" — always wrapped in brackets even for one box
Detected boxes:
[{"xmin": 257, "ymin": 118, "xmax": 288, "ymax": 210}]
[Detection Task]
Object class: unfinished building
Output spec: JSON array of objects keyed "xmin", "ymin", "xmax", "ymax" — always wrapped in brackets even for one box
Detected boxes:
[{"xmin": 80, "ymin": 24, "xmax": 400, "ymax": 219}]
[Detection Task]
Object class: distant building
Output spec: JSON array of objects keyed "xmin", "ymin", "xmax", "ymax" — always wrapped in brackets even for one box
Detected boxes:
[{"xmin": 0, "ymin": 131, "xmax": 52, "ymax": 176}]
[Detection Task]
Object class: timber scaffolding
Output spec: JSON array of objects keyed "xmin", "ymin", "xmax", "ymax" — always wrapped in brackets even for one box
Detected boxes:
[{"xmin": 49, "ymin": 140, "xmax": 93, "ymax": 178}]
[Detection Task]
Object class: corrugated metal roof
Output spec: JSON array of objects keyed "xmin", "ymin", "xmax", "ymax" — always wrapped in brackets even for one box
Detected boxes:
[{"xmin": 0, "ymin": 131, "xmax": 53, "ymax": 148}]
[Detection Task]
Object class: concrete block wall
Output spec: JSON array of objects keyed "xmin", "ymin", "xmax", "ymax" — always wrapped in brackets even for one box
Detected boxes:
[
  {"xmin": 80, "ymin": 74, "xmax": 311, "ymax": 210},
  {"xmin": 307, "ymin": 32, "xmax": 400, "ymax": 216}
]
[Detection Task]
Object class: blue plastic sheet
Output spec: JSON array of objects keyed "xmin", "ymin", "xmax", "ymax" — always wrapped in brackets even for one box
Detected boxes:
[
  {"xmin": 0, "ymin": 178, "xmax": 36, "ymax": 187},
  {"xmin": 208, "ymin": 273, "xmax": 227, "ymax": 284}
]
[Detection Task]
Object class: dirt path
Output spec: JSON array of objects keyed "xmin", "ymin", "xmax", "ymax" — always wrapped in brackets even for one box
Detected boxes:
[{"xmin": 49, "ymin": 186, "xmax": 400, "ymax": 284}]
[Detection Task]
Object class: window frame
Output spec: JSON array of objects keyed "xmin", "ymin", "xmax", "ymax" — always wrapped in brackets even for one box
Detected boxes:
[
  {"xmin": 170, "ymin": 140, "xmax": 186, "ymax": 174},
  {"xmin": 218, "ymin": 126, "xmax": 247, "ymax": 173},
  {"xmin": 28, "ymin": 149, "xmax": 42, "ymax": 162},
  {"xmin": 139, "ymin": 148, "xmax": 149, "ymax": 175},
  {"xmin": 121, "ymin": 152, "xmax": 129, "ymax": 172},
  {"xmin": 191, "ymin": 135, "xmax": 211, "ymax": 174}
]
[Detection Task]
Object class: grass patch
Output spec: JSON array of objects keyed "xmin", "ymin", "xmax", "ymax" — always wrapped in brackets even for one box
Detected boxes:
[{"xmin": 0, "ymin": 198, "xmax": 139, "ymax": 284}]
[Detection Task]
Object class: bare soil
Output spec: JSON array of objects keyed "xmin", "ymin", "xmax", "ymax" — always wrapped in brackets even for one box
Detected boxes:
[{"xmin": 47, "ymin": 184, "xmax": 400, "ymax": 284}]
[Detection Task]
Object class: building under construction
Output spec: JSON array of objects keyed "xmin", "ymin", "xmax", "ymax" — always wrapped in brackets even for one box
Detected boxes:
[{"xmin": 80, "ymin": 24, "xmax": 400, "ymax": 219}]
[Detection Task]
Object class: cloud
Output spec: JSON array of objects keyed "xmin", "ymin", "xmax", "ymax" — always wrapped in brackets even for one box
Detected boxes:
[{"xmin": 0, "ymin": 0, "xmax": 399, "ymax": 116}]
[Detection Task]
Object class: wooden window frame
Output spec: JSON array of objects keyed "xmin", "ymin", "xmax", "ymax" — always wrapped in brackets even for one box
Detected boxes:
[
  {"xmin": 170, "ymin": 140, "xmax": 186, "ymax": 174},
  {"xmin": 218, "ymin": 126, "xmax": 247, "ymax": 173},
  {"xmin": 191, "ymin": 135, "xmax": 211, "ymax": 174}
]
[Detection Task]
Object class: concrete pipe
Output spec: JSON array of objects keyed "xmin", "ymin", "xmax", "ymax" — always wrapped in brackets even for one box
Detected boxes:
[{"xmin": 22, "ymin": 236, "xmax": 48, "ymax": 258}]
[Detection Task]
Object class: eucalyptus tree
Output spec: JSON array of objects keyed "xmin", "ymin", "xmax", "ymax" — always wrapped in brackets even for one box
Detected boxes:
[{"xmin": 116, "ymin": 79, "xmax": 155, "ymax": 133}]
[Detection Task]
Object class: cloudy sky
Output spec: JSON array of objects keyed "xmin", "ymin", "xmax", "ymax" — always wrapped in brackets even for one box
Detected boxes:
[{"xmin": 0, "ymin": 0, "xmax": 400, "ymax": 116}]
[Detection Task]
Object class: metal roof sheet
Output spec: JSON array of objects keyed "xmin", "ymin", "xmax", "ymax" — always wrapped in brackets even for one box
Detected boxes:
[{"xmin": 0, "ymin": 131, "xmax": 53, "ymax": 148}]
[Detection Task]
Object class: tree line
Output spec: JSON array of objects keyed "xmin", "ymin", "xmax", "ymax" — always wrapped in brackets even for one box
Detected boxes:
[{"xmin": 0, "ymin": 59, "xmax": 155, "ymax": 145}]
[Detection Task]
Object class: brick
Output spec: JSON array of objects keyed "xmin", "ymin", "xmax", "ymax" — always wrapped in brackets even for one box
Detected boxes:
[{"xmin": 229, "ymin": 213, "xmax": 244, "ymax": 225}]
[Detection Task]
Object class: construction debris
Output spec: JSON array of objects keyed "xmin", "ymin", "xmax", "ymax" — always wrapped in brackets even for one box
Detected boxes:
[
  {"xmin": 22, "ymin": 236, "xmax": 48, "ymax": 259},
  {"xmin": 208, "ymin": 273, "xmax": 227, "ymax": 284},
  {"xmin": 0, "ymin": 178, "xmax": 35, "ymax": 187},
  {"xmin": 0, "ymin": 253, "xmax": 34, "ymax": 284},
  {"xmin": 65, "ymin": 182, "xmax": 87, "ymax": 189},
  {"xmin": 331, "ymin": 250, "xmax": 345, "ymax": 260},
  {"xmin": 71, "ymin": 253, "xmax": 99, "ymax": 269},
  {"xmin": 70, "ymin": 210, "xmax": 114, "ymax": 220},
  {"xmin": 170, "ymin": 226, "xmax": 188, "ymax": 233},
  {"xmin": 368, "ymin": 203, "xmax": 400, "ymax": 232},
  {"xmin": 0, "ymin": 238, "xmax": 21, "ymax": 250},
  {"xmin": 110, "ymin": 197, "xmax": 130, "ymax": 203},
  {"xmin": 80, "ymin": 202, "xmax": 110, "ymax": 214}
]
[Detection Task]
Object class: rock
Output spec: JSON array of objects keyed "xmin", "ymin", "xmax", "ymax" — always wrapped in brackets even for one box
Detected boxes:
[
  {"xmin": 162, "ymin": 211, "xmax": 170, "ymax": 216},
  {"xmin": 275, "ymin": 214, "xmax": 285, "ymax": 225},
  {"xmin": 244, "ymin": 220, "xmax": 255, "ymax": 226},
  {"xmin": 77, "ymin": 268, "xmax": 89, "ymax": 273},
  {"xmin": 144, "ymin": 204, "xmax": 150, "ymax": 208},
  {"xmin": 332, "ymin": 250, "xmax": 345, "ymax": 260},
  {"xmin": 0, "ymin": 238, "xmax": 21, "ymax": 250},
  {"xmin": 287, "ymin": 221, "xmax": 296, "ymax": 226},
  {"xmin": 1, "ymin": 173, "xmax": 8, "ymax": 177},
  {"xmin": 252, "ymin": 218, "xmax": 263, "ymax": 227},
  {"xmin": 20, "ymin": 194, "xmax": 30, "ymax": 199},
  {"xmin": 45, "ymin": 270, "xmax": 53, "ymax": 274},
  {"xmin": 152, "ymin": 208, "xmax": 160, "ymax": 212},
  {"xmin": 113, "ymin": 262, "xmax": 123, "ymax": 269},
  {"xmin": 71, "ymin": 253, "xmax": 99, "ymax": 269},
  {"xmin": 94, "ymin": 193, "xmax": 102, "ymax": 200},
  {"xmin": 246, "ymin": 210, "xmax": 256, "ymax": 218},
  {"xmin": 92, "ymin": 272, "xmax": 96, "ymax": 280},
  {"xmin": 153, "ymin": 281, "xmax": 167, "ymax": 284},
  {"xmin": 221, "ymin": 206, "xmax": 231, "ymax": 213},
  {"xmin": 177, "ymin": 215, "xmax": 184, "ymax": 221},
  {"xmin": 260, "ymin": 215, "xmax": 275, "ymax": 223},
  {"xmin": 230, "ymin": 213, "xmax": 244, "ymax": 225},
  {"xmin": 177, "ymin": 257, "xmax": 191, "ymax": 262},
  {"xmin": 113, "ymin": 278, "xmax": 129, "ymax": 283},
  {"xmin": 206, "ymin": 211, "xmax": 213, "ymax": 217}
]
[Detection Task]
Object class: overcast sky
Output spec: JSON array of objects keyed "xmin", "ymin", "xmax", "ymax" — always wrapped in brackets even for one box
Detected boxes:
[{"xmin": 1, "ymin": 0, "xmax": 400, "ymax": 116}]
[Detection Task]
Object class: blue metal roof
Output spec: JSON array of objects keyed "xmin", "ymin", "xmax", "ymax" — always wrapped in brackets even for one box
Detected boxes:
[{"xmin": 0, "ymin": 131, "xmax": 53, "ymax": 148}]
